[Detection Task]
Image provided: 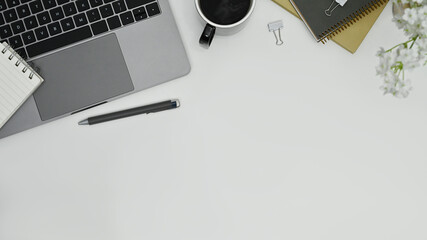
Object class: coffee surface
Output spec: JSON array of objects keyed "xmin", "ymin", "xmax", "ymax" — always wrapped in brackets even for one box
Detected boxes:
[{"xmin": 200, "ymin": 0, "xmax": 251, "ymax": 25}]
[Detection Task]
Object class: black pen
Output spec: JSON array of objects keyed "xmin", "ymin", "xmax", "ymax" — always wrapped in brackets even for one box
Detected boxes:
[{"xmin": 78, "ymin": 99, "xmax": 180, "ymax": 125}]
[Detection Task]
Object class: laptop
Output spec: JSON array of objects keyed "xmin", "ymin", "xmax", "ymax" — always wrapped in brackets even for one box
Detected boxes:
[{"xmin": 0, "ymin": 0, "xmax": 190, "ymax": 138}]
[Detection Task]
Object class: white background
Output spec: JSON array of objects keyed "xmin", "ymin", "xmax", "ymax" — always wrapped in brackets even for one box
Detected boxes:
[{"xmin": 1, "ymin": 0, "xmax": 427, "ymax": 239}]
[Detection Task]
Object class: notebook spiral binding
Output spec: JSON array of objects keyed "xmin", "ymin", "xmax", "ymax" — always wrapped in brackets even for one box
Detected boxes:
[
  {"xmin": 1, "ymin": 42, "xmax": 41, "ymax": 80},
  {"xmin": 319, "ymin": 0, "xmax": 388, "ymax": 44}
]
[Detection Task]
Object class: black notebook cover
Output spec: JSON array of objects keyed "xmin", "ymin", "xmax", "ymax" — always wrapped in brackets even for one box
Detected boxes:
[{"xmin": 289, "ymin": 0, "xmax": 386, "ymax": 42}]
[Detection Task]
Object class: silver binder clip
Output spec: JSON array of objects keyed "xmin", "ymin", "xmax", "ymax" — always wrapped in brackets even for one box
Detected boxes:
[
  {"xmin": 268, "ymin": 20, "xmax": 284, "ymax": 46},
  {"xmin": 325, "ymin": 0, "xmax": 347, "ymax": 16}
]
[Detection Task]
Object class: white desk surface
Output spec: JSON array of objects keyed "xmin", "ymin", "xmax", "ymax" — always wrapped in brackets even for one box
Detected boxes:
[{"xmin": 1, "ymin": 1, "xmax": 427, "ymax": 239}]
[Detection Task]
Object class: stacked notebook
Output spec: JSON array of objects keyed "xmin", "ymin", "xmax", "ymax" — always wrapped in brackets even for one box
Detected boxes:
[
  {"xmin": 0, "ymin": 42, "xmax": 44, "ymax": 129},
  {"xmin": 272, "ymin": 0, "xmax": 388, "ymax": 53}
]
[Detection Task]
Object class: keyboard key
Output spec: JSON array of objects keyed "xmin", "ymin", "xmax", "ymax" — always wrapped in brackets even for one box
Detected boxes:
[
  {"xmin": 112, "ymin": 0, "xmax": 126, "ymax": 14},
  {"xmin": 90, "ymin": 20, "xmax": 107, "ymax": 35},
  {"xmin": 37, "ymin": 11, "xmax": 51, "ymax": 25},
  {"xmin": 0, "ymin": 25, "xmax": 12, "ymax": 38},
  {"xmin": 15, "ymin": 48, "xmax": 27, "ymax": 59},
  {"xmin": 21, "ymin": 0, "xmax": 32, "ymax": 3},
  {"xmin": 56, "ymin": 0, "xmax": 69, "ymax": 5},
  {"xmin": 125, "ymin": 0, "xmax": 153, "ymax": 9},
  {"xmin": 119, "ymin": 11, "xmax": 133, "ymax": 25},
  {"xmin": 4, "ymin": 9, "xmax": 17, "ymax": 22},
  {"xmin": 22, "ymin": 30, "xmax": 36, "ymax": 44},
  {"xmin": 104, "ymin": 0, "xmax": 114, "ymax": 3},
  {"xmin": 34, "ymin": 25, "xmax": 48, "ymax": 39},
  {"xmin": 99, "ymin": 4, "xmax": 113, "ymax": 18},
  {"xmin": 42, "ymin": 0, "xmax": 57, "ymax": 9},
  {"xmin": 0, "ymin": 0, "xmax": 6, "ymax": 11},
  {"xmin": 24, "ymin": 15, "xmax": 38, "ymax": 29},
  {"xmin": 146, "ymin": 2, "xmax": 159, "ymax": 17},
  {"xmin": 9, "ymin": 35, "xmax": 23, "ymax": 48},
  {"xmin": 76, "ymin": 0, "xmax": 89, "ymax": 12},
  {"xmin": 17, "ymin": 4, "xmax": 31, "ymax": 18},
  {"xmin": 30, "ymin": 1, "xmax": 44, "ymax": 14},
  {"xmin": 86, "ymin": 8, "xmax": 100, "ymax": 22},
  {"xmin": 0, "ymin": 13, "xmax": 4, "ymax": 25},
  {"xmin": 26, "ymin": 26, "xmax": 92, "ymax": 57},
  {"xmin": 106, "ymin": 15, "xmax": 120, "ymax": 30},
  {"xmin": 132, "ymin": 6, "xmax": 146, "ymax": 21},
  {"xmin": 47, "ymin": 21, "xmax": 61, "ymax": 35},
  {"xmin": 60, "ymin": 17, "xmax": 74, "ymax": 31},
  {"xmin": 89, "ymin": 0, "xmax": 102, "ymax": 8},
  {"xmin": 62, "ymin": 2, "xmax": 76, "ymax": 16},
  {"xmin": 50, "ymin": 6, "xmax": 64, "ymax": 21},
  {"xmin": 6, "ymin": 0, "xmax": 19, "ymax": 8},
  {"xmin": 73, "ymin": 12, "xmax": 87, "ymax": 27},
  {"xmin": 11, "ymin": 20, "xmax": 25, "ymax": 34}
]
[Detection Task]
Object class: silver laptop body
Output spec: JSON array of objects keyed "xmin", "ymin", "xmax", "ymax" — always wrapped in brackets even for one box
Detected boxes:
[{"xmin": 0, "ymin": 0, "xmax": 190, "ymax": 139}]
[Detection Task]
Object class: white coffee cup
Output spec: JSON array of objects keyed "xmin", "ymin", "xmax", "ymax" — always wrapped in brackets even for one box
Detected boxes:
[{"xmin": 195, "ymin": 0, "xmax": 256, "ymax": 48}]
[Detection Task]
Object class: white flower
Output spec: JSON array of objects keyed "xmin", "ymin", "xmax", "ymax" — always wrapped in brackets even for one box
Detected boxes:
[
  {"xmin": 393, "ymin": 3, "xmax": 427, "ymax": 38},
  {"xmin": 380, "ymin": 72, "xmax": 413, "ymax": 98},
  {"xmin": 376, "ymin": 48, "xmax": 396, "ymax": 75},
  {"xmin": 402, "ymin": 8, "xmax": 418, "ymax": 24},
  {"xmin": 415, "ymin": 37, "xmax": 427, "ymax": 52},
  {"xmin": 396, "ymin": 46, "xmax": 421, "ymax": 69}
]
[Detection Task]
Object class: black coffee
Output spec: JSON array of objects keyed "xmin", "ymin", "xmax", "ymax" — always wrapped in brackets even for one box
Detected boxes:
[{"xmin": 200, "ymin": 0, "xmax": 251, "ymax": 25}]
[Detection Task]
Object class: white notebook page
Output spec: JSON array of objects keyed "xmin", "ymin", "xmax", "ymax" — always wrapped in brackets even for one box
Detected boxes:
[{"xmin": 0, "ymin": 42, "xmax": 43, "ymax": 129}]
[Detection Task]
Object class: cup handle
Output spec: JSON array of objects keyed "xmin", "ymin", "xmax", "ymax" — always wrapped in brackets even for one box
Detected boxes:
[{"xmin": 199, "ymin": 24, "xmax": 216, "ymax": 48}]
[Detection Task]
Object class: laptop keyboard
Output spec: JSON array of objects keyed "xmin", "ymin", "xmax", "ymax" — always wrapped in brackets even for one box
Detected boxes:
[{"xmin": 0, "ymin": 0, "xmax": 161, "ymax": 59}]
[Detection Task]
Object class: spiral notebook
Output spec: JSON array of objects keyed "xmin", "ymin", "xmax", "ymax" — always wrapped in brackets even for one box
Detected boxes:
[
  {"xmin": 289, "ymin": 0, "xmax": 388, "ymax": 42},
  {"xmin": 272, "ymin": 0, "xmax": 387, "ymax": 53},
  {"xmin": 0, "ymin": 42, "xmax": 44, "ymax": 129}
]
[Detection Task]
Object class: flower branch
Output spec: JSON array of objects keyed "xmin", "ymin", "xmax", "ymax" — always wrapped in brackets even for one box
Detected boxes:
[{"xmin": 376, "ymin": 0, "xmax": 426, "ymax": 98}]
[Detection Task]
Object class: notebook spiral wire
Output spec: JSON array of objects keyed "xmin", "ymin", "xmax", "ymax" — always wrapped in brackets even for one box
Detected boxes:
[
  {"xmin": 319, "ymin": 0, "xmax": 388, "ymax": 43},
  {"xmin": 1, "ymin": 43, "xmax": 35, "ymax": 79}
]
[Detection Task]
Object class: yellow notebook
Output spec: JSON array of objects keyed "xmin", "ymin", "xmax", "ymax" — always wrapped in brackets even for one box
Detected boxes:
[{"xmin": 272, "ymin": 0, "xmax": 388, "ymax": 53}]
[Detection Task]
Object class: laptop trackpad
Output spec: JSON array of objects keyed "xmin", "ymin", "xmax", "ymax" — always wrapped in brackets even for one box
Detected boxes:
[{"xmin": 32, "ymin": 34, "xmax": 134, "ymax": 121}]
